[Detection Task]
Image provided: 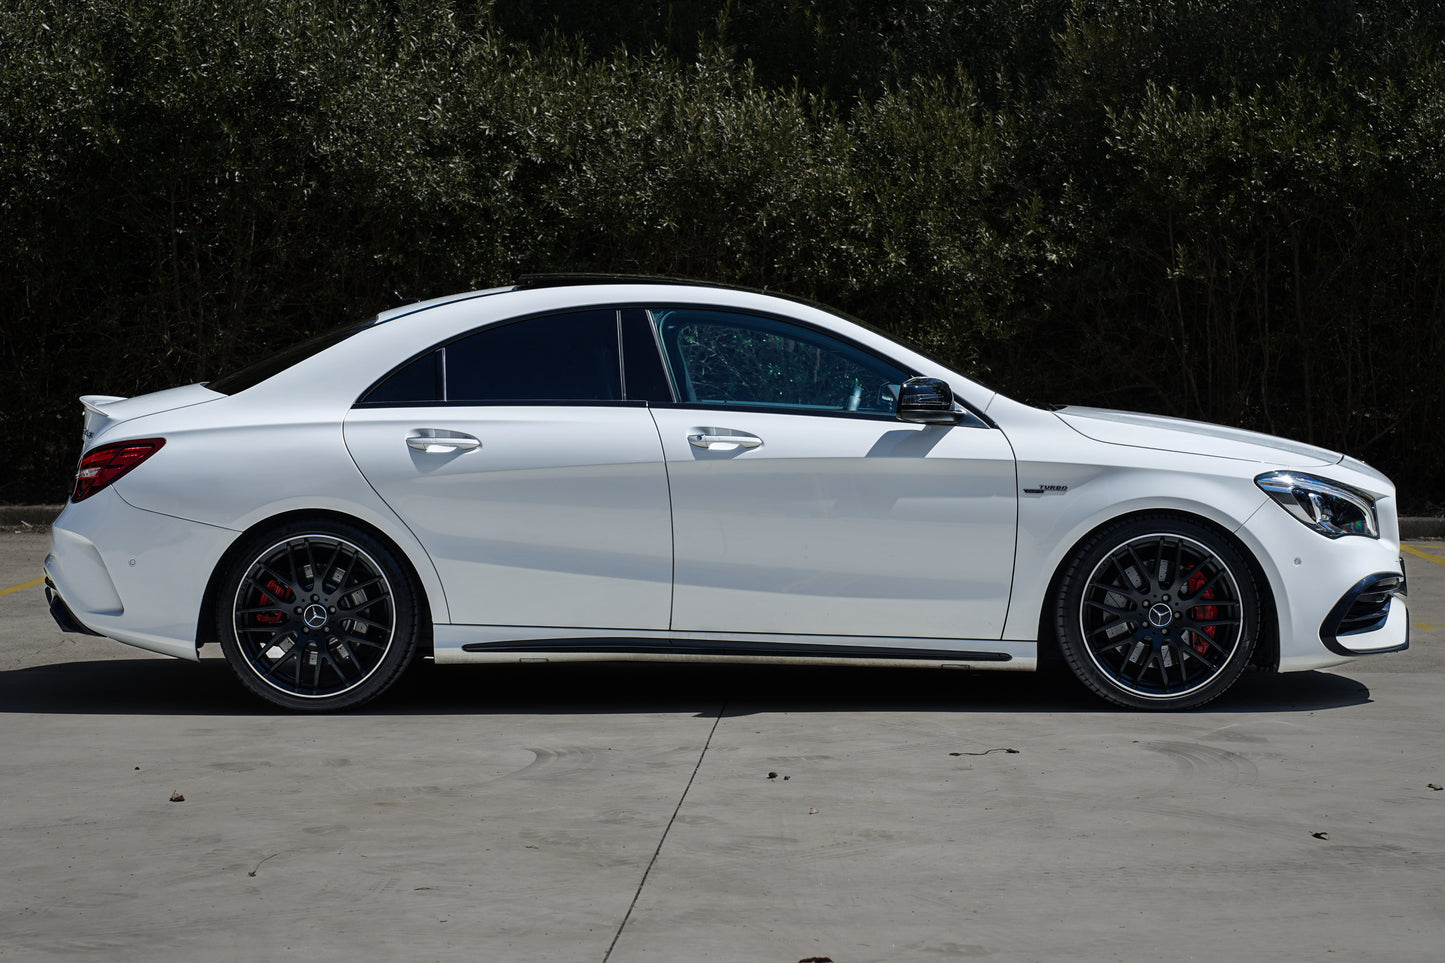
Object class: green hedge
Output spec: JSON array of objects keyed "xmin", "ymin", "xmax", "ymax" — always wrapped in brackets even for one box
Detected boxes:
[{"xmin": 2, "ymin": 1, "xmax": 1442, "ymax": 510}]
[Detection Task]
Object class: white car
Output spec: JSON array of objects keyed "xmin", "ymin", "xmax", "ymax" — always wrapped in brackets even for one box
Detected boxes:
[{"xmin": 44, "ymin": 277, "xmax": 1409, "ymax": 711}]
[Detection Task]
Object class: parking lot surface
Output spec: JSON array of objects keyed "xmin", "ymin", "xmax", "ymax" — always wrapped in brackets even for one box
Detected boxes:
[{"xmin": 2, "ymin": 531, "xmax": 1443, "ymax": 962}]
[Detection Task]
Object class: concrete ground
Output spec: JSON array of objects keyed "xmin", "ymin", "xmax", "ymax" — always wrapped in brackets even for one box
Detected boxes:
[{"xmin": 1, "ymin": 531, "xmax": 1442, "ymax": 963}]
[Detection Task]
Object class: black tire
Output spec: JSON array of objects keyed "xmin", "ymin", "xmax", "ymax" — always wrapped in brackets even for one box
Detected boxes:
[
  {"xmin": 216, "ymin": 521, "xmax": 419, "ymax": 711},
  {"xmin": 1053, "ymin": 515, "xmax": 1260, "ymax": 710}
]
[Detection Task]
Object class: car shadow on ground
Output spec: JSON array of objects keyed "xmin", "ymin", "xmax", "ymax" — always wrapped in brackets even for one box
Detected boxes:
[{"xmin": 0, "ymin": 656, "xmax": 1372, "ymax": 716}]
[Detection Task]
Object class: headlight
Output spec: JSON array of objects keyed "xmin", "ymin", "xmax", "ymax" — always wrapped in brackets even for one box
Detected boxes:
[{"xmin": 1255, "ymin": 471, "xmax": 1379, "ymax": 539}]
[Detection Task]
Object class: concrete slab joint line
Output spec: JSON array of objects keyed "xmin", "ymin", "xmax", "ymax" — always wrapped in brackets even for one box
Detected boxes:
[{"xmin": 604, "ymin": 703, "xmax": 727, "ymax": 963}]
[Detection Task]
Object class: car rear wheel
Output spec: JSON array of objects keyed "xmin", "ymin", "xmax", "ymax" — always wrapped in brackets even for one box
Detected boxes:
[
  {"xmin": 217, "ymin": 522, "xmax": 419, "ymax": 711},
  {"xmin": 1053, "ymin": 515, "xmax": 1260, "ymax": 710}
]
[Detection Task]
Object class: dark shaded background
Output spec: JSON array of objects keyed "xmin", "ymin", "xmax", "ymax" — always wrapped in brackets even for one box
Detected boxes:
[{"xmin": 3, "ymin": 1, "xmax": 1441, "ymax": 509}]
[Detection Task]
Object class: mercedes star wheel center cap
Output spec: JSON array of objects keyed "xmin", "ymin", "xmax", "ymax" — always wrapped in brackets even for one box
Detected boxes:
[
  {"xmin": 303, "ymin": 603, "xmax": 329, "ymax": 630},
  {"xmin": 1147, "ymin": 603, "xmax": 1174, "ymax": 628}
]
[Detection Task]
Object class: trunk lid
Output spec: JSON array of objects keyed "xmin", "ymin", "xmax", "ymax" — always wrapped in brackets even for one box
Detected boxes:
[{"xmin": 80, "ymin": 384, "xmax": 225, "ymax": 444}]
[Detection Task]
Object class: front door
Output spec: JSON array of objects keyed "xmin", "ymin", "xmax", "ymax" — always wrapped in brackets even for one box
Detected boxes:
[{"xmin": 647, "ymin": 307, "xmax": 1016, "ymax": 641}]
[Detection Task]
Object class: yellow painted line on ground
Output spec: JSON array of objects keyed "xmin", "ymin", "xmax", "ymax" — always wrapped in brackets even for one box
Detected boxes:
[
  {"xmin": 1402, "ymin": 544, "xmax": 1445, "ymax": 566},
  {"xmin": 1414, "ymin": 622, "xmax": 1443, "ymax": 632},
  {"xmin": 0, "ymin": 576, "xmax": 44, "ymax": 598}
]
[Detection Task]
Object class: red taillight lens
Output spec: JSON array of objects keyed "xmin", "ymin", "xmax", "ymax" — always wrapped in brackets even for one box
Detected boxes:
[{"xmin": 72, "ymin": 438, "xmax": 166, "ymax": 502}]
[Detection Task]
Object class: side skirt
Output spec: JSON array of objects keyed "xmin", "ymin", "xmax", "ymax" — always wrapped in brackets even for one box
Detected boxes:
[{"xmin": 434, "ymin": 625, "xmax": 1037, "ymax": 671}]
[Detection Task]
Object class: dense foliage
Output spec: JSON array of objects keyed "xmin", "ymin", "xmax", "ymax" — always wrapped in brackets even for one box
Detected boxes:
[{"xmin": 2, "ymin": 1, "xmax": 1442, "ymax": 509}]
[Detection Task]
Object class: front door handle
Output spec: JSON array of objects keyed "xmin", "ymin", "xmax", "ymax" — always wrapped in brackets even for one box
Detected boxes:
[
  {"xmin": 406, "ymin": 432, "xmax": 481, "ymax": 453},
  {"xmin": 687, "ymin": 429, "xmax": 763, "ymax": 451}
]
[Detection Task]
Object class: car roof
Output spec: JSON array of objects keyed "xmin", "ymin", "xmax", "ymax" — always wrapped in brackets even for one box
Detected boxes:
[{"xmin": 374, "ymin": 275, "xmax": 839, "ymax": 324}]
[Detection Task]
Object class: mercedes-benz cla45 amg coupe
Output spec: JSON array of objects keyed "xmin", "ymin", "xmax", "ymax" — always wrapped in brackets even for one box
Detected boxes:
[{"xmin": 45, "ymin": 277, "xmax": 1409, "ymax": 710}]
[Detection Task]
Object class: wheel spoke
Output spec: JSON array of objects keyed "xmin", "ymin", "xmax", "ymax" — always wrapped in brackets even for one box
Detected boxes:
[
  {"xmin": 346, "ymin": 598, "xmax": 393, "ymax": 620},
  {"xmin": 340, "ymin": 576, "xmax": 385, "ymax": 598},
  {"xmin": 236, "ymin": 605, "xmax": 288, "ymax": 617},
  {"xmin": 323, "ymin": 650, "xmax": 355, "ymax": 684},
  {"xmin": 321, "ymin": 540, "xmax": 343, "ymax": 592},
  {"xmin": 1155, "ymin": 649, "xmax": 1174, "ymax": 692},
  {"xmin": 1184, "ymin": 567, "xmax": 1228, "ymax": 601},
  {"xmin": 245, "ymin": 566, "xmax": 300, "ymax": 602},
  {"xmin": 1126, "ymin": 650, "xmax": 1154, "ymax": 683},
  {"xmin": 304, "ymin": 539, "xmax": 320, "ymax": 593},
  {"xmin": 339, "ymin": 550, "xmax": 361, "ymax": 592},
  {"xmin": 285, "ymin": 541, "xmax": 303, "ymax": 591},
  {"xmin": 1181, "ymin": 649, "xmax": 1222, "ymax": 673},
  {"xmin": 1122, "ymin": 544, "xmax": 1154, "ymax": 591},
  {"xmin": 1084, "ymin": 598, "xmax": 1134, "ymax": 619},
  {"xmin": 1185, "ymin": 618, "xmax": 1239, "ymax": 632},
  {"xmin": 1108, "ymin": 555, "xmax": 1140, "ymax": 594},
  {"xmin": 231, "ymin": 533, "xmax": 397, "ymax": 700},
  {"xmin": 257, "ymin": 643, "xmax": 301, "ymax": 679},
  {"xmin": 331, "ymin": 639, "xmax": 362, "ymax": 676},
  {"xmin": 1078, "ymin": 530, "xmax": 1247, "ymax": 700},
  {"xmin": 343, "ymin": 614, "xmax": 391, "ymax": 634},
  {"xmin": 1085, "ymin": 618, "xmax": 1130, "ymax": 640},
  {"xmin": 1181, "ymin": 629, "xmax": 1226, "ymax": 659},
  {"xmin": 1150, "ymin": 537, "xmax": 1172, "ymax": 588},
  {"xmin": 1095, "ymin": 634, "xmax": 1140, "ymax": 653}
]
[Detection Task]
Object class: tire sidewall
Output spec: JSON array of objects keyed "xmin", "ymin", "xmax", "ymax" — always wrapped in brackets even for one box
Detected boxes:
[
  {"xmin": 1054, "ymin": 515, "xmax": 1260, "ymax": 710},
  {"xmin": 216, "ymin": 520, "xmax": 419, "ymax": 711}
]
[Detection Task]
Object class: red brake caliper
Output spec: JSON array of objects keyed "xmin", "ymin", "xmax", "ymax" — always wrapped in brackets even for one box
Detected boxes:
[
  {"xmin": 1186, "ymin": 569, "xmax": 1217, "ymax": 654},
  {"xmin": 255, "ymin": 578, "xmax": 293, "ymax": 624}
]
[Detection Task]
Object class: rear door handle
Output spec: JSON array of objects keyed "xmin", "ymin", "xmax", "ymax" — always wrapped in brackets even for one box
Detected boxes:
[
  {"xmin": 406, "ymin": 432, "xmax": 481, "ymax": 453},
  {"xmin": 687, "ymin": 429, "xmax": 762, "ymax": 451}
]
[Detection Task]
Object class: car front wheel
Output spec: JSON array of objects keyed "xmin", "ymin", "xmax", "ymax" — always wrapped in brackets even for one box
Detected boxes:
[
  {"xmin": 1053, "ymin": 516, "xmax": 1260, "ymax": 710},
  {"xmin": 217, "ymin": 522, "xmax": 419, "ymax": 711}
]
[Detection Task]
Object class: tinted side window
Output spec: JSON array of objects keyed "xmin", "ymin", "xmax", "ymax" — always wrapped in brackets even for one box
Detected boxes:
[
  {"xmin": 621, "ymin": 309, "xmax": 674, "ymax": 402},
  {"xmin": 654, "ymin": 309, "xmax": 909, "ymax": 413},
  {"xmin": 364, "ymin": 350, "xmax": 443, "ymax": 404},
  {"xmin": 446, "ymin": 310, "xmax": 621, "ymax": 402}
]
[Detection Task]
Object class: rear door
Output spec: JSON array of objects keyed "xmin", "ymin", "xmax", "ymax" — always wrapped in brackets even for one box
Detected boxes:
[{"xmin": 343, "ymin": 309, "xmax": 674, "ymax": 630}]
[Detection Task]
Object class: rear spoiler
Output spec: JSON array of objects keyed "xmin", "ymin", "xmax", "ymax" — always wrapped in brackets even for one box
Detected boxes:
[{"xmin": 80, "ymin": 395, "xmax": 127, "ymax": 439}]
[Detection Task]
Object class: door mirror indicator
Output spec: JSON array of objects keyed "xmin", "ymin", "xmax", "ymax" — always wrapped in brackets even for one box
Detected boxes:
[{"xmin": 896, "ymin": 377, "xmax": 965, "ymax": 425}]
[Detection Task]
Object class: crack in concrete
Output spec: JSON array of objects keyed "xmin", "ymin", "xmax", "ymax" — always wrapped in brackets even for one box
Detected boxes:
[{"xmin": 603, "ymin": 703, "xmax": 727, "ymax": 962}]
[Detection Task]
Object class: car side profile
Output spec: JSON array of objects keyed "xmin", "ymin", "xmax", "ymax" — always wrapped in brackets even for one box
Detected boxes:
[{"xmin": 44, "ymin": 277, "xmax": 1409, "ymax": 710}]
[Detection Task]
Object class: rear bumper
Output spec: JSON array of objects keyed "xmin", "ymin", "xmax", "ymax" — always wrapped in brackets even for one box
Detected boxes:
[
  {"xmin": 45, "ymin": 489, "xmax": 239, "ymax": 662},
  {"xmin": 44, "ymin": 579, "xmax": 102, "ymax": 636}
]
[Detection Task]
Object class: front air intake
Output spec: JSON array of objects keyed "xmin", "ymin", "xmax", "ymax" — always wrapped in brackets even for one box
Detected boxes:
[{"xmin": 1319, "ymin": 572, "xmax": 1407, "ymax": 655}]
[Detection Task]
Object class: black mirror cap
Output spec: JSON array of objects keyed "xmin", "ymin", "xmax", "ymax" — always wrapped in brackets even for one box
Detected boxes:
[{"xmin": 897, "ymin": 377, "xmax": 965, "ymax": 425}]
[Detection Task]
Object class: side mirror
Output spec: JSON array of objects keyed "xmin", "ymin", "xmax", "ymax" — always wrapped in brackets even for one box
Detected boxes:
[{"xmin": 896, "ymin": 377, "xmax": 964, "ymax": 425}]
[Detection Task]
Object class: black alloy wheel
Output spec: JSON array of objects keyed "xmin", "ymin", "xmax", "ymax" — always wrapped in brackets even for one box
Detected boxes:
[
  {"xmin": 1054, "ymin": 515, "xmax": 1260, "ymax": 709},
  {"xmin": 218, "ymin": 522, "xmax": 419, "ymax": 711}
]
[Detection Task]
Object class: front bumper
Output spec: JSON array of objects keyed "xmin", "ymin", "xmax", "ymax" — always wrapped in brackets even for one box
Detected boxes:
[
  {"xmin": 1319, "ymin": 570, "xmax": 1409, "ymax": 657},
  {"xmin": 1237, "ymin": 494, "xmax": 1408, "ymax": 671}
]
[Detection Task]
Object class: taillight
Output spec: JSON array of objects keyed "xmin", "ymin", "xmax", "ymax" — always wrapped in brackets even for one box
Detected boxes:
[{"xmin": 72, "ymin": 438, "xmax": 166, "ymax": 502}]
